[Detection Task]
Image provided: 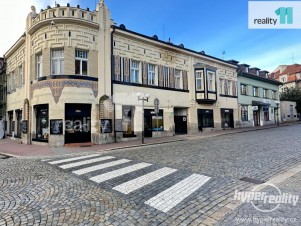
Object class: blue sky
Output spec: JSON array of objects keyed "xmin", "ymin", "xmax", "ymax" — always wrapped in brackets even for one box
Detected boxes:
[{"xmin": 1, "ymin": 0, "xmax": 301, "ymax": 72}]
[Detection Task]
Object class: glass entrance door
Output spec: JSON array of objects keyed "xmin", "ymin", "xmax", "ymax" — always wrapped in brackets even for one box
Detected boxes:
[
  {"xmin": 253, "ymin": 110, "xmax": 260, "ymax": 126},
  {"xmin": 65, "ymin": 104, "xmax": 91, "ymax": 144}
]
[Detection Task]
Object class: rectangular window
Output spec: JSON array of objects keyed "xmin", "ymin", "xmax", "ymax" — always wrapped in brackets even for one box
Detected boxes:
[
  {"xmin": 174, "ymin": 69, "xmax": 182, "ymax": 89},
  {"xmin": 75, "ymin": 49, "xmax": 88, "ymax": 75},
  {"xmin": 207, "ymin": 71, "xmax": 214, "ymax": 91},
  {"xmin": 36, "ymin": 54, "xmax": 43, "ymax": 78},
  {"xmin": 241, "ymin": 105, "xmax": 248, "ymax": 121},
  {"xmin": 232, "ymin": 81, "xmax": 237, "ymax": 96},
  {"xmin": 130, "ymin": 60, "xmax": 139, "ymax": 83},
  {"xmin": 196, "ymin": 71, "xmax": 203, "ymax": 91},
  {"xmin": 264, "ymin": 107, "xmax": 269, "ymax": 121},
  {"xmin": 253, "ymin": 87, "xmax": 259, "ymax": 97},
  {"xmin": 241, "ymin": 84, "xmax": 247, "ymax": 95},
  {"xmin": 51, "ymin": 49, "xmax": 64, "ymax": 74},
  {"xmin": 219, "ymin": 79, "xmax": 223, "ymax": 94},
  {"xmin": 18, "ymin": 65, "xmax": 23, "ymax": 87},
  {"xmin": 272, "ymin": 90, "xmax": 277, "ymax": 100},
  {"xmin": 263, "ymin": 89, "xmax": 268, "ymax": 98},
  {"xmin": 148, "ymin": 64, "xmax": 156, "ymax": 85}
]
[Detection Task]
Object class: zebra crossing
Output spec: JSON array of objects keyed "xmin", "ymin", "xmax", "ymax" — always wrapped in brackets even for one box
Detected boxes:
[{"xmin": 44, "ymin": 154, "xmax": 211, "ymax": 213}]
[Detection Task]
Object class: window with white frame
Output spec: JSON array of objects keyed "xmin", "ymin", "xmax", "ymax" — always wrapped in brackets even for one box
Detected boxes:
[
  {"xmin": 18, "ymin": 65, "xmax": 23, "ymax": 87},
  {"xmin": 130, "ymin": 60, "xmax": 140, "ymax": 83},
  {"xmin": 263, "ymin": 89, "xmax": 268, "ymax": 98},
  {"xmin": 163, "ymin": 67, "xmax": 169, "ymax": 87},
  {"xmin": 148, "ymin": 64, "xmax": 156, "ymax": 85},
  {"xmin": 175, "ymin": 69, "xmax": 182, "ymax": 89},
  {"xmin": 36, "ymin": 53, "xmax": 43, "ymax": 78},
  {"xmin": 75, "ymin": 50, "xmax": 88, "ymax": 75},
  {"xmin": 253, "ymin": 86, "xmax": 259, "ymax": 97},
  {"xmin": 207, "ymin": 71, "xmax": 214, "ymax": 91},
  {"xmin": 272, "ymin": 90, "xmax": 277, "ymax": 99},
  {"xmin": 51, "ymin": 49, "xmax": 64, "ymax": 74},
  {"xmin": 196, "ymin": 71, "xmax": 203, "ymax": 91},
  {"xmin": 219, "ymin": 79, "xmax": 223, "ymax": 94},
  {"xmin": 241, "ymin": 84, "xmax": 247, "ymax": 95}
]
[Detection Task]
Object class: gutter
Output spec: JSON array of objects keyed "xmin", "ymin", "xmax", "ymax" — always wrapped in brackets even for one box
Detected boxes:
[{"xmin": 111, "ymin": 26, "xmax": 116, "ymax": 143}]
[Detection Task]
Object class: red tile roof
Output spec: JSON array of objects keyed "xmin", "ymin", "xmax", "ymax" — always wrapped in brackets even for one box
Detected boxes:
[{"xmin": 269, "ymin": 64, "xmax": 301, "ymax": 82}]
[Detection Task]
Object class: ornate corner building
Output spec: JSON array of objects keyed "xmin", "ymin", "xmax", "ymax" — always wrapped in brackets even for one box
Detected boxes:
[{"xmin": 3, "ymin": 1, "xmax": 243, "ymax": 147}]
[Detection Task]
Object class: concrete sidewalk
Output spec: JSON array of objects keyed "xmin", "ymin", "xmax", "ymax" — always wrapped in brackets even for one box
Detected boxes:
[{"xmin": 0, "ymin": 121, "xmax": 300, "ymax": 158}]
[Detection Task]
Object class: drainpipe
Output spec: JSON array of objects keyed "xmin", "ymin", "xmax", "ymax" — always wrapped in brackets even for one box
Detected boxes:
[{"xmin": 111, "ymin": 26, "xmax": 116, "ymax": 143}]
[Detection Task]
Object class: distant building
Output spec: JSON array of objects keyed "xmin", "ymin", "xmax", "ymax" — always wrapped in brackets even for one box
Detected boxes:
[
  {"xmin": 0, "ymin": 57, "xmax": 5, "ymax": 120},
  {"xmin": 280, "ymin": 101, "xmax": 298, "ymax": 121},
  {"xmin": 237, "ymin": 64, "xmax": 282, "ymax": 127},
  {"xmin": 269, "ymin": 64, "xmax": 301, "ymax": 92}
]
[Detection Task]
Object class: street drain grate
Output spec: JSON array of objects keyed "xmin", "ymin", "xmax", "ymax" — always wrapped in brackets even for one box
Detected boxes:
[{"xmin": 240, "ymin": 177, "xmax": 265, "ymax": 184}]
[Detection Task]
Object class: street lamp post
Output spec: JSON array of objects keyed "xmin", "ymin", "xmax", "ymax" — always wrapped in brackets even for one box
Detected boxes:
[
  {"xmin": 137, "ymin": 92, "xmax": 150, "ymax": 144},
  {"xmin": 275, "ymin": 101, "xmax": 280, "ymax": 126}
]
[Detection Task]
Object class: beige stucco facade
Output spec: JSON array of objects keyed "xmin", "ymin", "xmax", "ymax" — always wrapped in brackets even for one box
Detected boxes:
[{"xmin": 4, "ymin": 1, "xmax": 239, "ymax": 147}]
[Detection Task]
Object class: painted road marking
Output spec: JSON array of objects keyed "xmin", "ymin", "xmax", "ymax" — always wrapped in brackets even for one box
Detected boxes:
[
  {"xmin": 144, "ymin": 174, "xmax": 211, "ymax": 213},
  {"xmin": 89, "ymin": 163, "xmax": 152, "ymax": 183},
  {"xmin": 48, "ymin": 154, "xmax": 103, "ymax": 165},
  {"xmin": 73, "ymin": 159, "xmax": 132, "ymax": 175},
  {"xmin": 113, "ymin": 167, "xmax": 177, "ymax": 194},
  {"xmin": 59, "ymin": 156, "xmax": 115, "ymax": 169}
]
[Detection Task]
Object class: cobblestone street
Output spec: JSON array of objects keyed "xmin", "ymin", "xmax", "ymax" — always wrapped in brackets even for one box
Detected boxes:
[{"xmin": 1, "ymin": 125, "xmax": 301, "ymax": 225}]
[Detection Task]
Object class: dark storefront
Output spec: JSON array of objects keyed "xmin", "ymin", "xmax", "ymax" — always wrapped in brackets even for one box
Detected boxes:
[
  {"xmin": 65, "ymin": 104, "xmax": 91, "ymax": 144},
  {"xmin": 220, "ymin": 108, "xmax": 234, "ymax": 128},
  {"xmin": 144, "ymin": 109, "xmax": 164, "ymax": 138},
  {"xmin": 198, "ymin": 109, "xmax": 214, "ymax": 131}
]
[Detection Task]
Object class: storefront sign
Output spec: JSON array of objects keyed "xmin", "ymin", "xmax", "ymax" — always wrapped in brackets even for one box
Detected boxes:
[
  {"xmin": 252, "ymin": 106, "xmax": 259, "ymax": 111},
  {"xmin": 50, "ymin": 119, "xmax": 63, "ymax": 135},
  {"xmin": 22, "ymin": 120, "xmax": 28, "ymax": 134}
]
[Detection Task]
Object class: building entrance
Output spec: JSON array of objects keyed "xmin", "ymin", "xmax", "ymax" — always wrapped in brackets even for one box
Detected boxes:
[{"xmin": 65, "ymin": 104, "xmax": 91, "ymax": 144}]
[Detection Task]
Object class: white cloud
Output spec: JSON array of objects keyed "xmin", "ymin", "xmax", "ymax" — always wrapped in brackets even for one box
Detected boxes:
[
  {"xmin": 0, "ymin": 0, "xmax": 79, "ymax": 56},
  {"xmin": 240, "ymin": 43, "xmax": 301, "ymax": 72}
]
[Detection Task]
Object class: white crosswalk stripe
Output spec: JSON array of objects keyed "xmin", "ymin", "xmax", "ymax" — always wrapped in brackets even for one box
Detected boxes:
[
  {"xmin": 113, "ymin": 167, "xmax": 177, "ymax": 194},
  {"xmin": 89, "ymin": 163, "xmax": 152, "ymax": 183},
  {"xmin": 59, "ymin": 156, "xmax": 115, "ymax": 169},
  {"xmin": 144, "ymin": 174, "xmax": 211, "ymax": 213},
  {"xmin": 45, "ymin": 155, "xmax": 212, "ymax": 213},
  {"xmin": 73, "ymin": 159, "xmax": 132, "ymax": 175},
  {"xmin": 48, "ymin": 154, "xmax": 103, "ymax": 165}
]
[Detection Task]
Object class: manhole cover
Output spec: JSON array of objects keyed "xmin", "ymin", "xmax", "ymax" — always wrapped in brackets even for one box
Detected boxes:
[{"xmin": 240, "ymin": 177, "xmax": 265, "ymax": 184}]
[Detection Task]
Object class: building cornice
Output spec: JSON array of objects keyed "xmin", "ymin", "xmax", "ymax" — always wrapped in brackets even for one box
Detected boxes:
[
  {"xmin": 4, "ymin": 35, "xmax": 26, "ymax": 59},
  {"xmin": 238, "ymin": 72, "xmax": 283, "ymax": 86},
  {"xmin": 28, "ymin": 17, "xmax": 99, "ymax": 35},
  {"xmin": 112, "ymin": 26, "xmax": 237, "ymax": 69}
]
